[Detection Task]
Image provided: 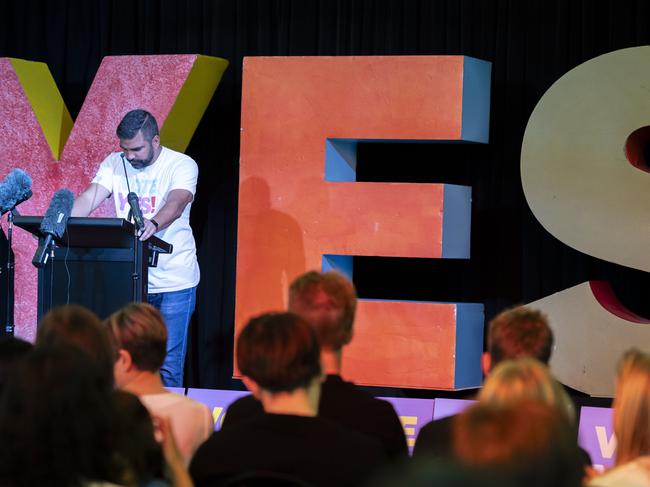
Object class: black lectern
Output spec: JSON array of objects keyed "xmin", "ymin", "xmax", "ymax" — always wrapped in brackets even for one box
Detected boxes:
[{"xmin": 15, "ymin": 217, "xmax": 172, "ymax": 320}]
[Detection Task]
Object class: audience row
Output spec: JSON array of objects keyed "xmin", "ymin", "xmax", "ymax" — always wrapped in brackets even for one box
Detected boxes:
[{"xmin": 0, "ymin": 270, "xmax": 647, "ymax": 487}]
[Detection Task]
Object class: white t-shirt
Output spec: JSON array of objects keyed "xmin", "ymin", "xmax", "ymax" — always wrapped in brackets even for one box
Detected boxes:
[
  {"xmin": 139, "ymin": 392, "xmax": 213, "ymax": 466},
  {"xmin": 92, "ymin": 147, "xmax": 200, "ymax": 293}
]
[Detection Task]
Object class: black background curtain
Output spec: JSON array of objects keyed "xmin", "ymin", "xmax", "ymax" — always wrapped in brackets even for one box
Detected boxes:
[{"xmin": 2, "ymin": 0, "xmax": 649, "ymax": 394}]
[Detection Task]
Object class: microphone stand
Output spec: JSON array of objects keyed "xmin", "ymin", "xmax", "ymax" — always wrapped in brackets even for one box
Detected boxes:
[
  {"xmin": 121, "ymin": 154, "xmax": 145, "ymax": 303},
  {"xmin": 128, "ymin": 209, "xmax": 142, "ymax": 302},
  {"xmin": 4, "ymin": 208, "xmax": 16, "ymax": 336}
]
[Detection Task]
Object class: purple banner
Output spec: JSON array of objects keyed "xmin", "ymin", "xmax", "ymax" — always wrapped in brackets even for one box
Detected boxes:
[
  {"xmin": 432, "ymin": 398, "xmax": 476, "ymax": 420},
  {"xmin": 186, "ymin": 388, "xmax": 251, "ymax": 430},
  {"xmin": 578, "ymin": 406, "xmax": 614, "ymax": 470},
  {"xmin": 379, "ymin": 397, "xmax": 435, "ymax": 453}
]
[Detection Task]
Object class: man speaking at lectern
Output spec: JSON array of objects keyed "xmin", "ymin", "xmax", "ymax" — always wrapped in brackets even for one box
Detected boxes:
[{"xmin": 72, "ymin": 109, "xmax": 199, "ymax": 387}]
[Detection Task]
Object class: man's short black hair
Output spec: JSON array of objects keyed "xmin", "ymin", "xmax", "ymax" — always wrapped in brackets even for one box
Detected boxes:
[{"xmin": 116, "ymin": 109, "xmax": 159, "ymax": 141}]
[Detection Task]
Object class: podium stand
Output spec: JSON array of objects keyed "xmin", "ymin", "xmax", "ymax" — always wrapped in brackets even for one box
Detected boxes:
[
  {"xmin": 15, "ymin": 217, "xmax": 172, "ymax": 320},
  {"xmin": 0, "ymin": 229, "xmax": 13, "ymax": 335}
]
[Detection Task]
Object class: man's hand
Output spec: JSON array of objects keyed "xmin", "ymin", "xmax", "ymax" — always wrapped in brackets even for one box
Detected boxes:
[
  {"xmin": 138, "ymin": 218, "xmax": 158, "ymax": 241},
  {"xmin": 137, "ymin": 189, "xmax": 192, "ymax": 241}
]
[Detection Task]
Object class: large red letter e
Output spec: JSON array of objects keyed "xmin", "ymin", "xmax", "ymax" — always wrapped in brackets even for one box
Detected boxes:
[{"xmin": 237, "ymin": 56, "xmax": 491, "ymax": 389}]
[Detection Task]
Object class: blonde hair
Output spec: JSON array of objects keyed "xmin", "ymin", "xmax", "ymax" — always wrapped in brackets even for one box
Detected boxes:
[
  {"xmin": 479, "ymin": 358, "xmax": 575, "ymax": 425},
  {"xmin": 613, "ymin": 348, "xmax": 650, "ymax": 466}
]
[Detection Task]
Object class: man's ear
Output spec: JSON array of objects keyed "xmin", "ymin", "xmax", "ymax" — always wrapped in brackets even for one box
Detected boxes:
[
  {"xmin": 241, "ymin": 376, "xmax": 262, "ymax": 399},
  {"xmin": 481, "ymin": 352, "xmax": 491, "ymax": 377},
  {"xmin": 116, "ymin": 348, "xmax": 133, "ymax": 371}
]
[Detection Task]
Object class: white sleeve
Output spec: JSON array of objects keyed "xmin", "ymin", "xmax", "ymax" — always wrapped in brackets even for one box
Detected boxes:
[
  {"xmin": 169, "ymin": 157, "xmax": 198, "ymax": 195},
  {"xmin": 91, "ymin": 155, "xmax": 117, "ymax": 194}
]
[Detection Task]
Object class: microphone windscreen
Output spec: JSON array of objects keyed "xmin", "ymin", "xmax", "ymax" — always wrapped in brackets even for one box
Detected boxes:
[
  {"xmin": 40, "ymin": 189, "xmax": 74, "ymax": 238},
  {"xmin": 0, "ymin": 168, "xmax": 33, "ymax": 213}
]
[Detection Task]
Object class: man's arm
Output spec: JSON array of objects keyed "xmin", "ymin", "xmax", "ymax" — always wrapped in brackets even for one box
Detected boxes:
[
  {"xmin": 139, "ymin": 188, "xmax": 193, "ymax": 241},
  {"xmin": 71, "ymin": 183, "xmax": 111, "ymax": 217}
]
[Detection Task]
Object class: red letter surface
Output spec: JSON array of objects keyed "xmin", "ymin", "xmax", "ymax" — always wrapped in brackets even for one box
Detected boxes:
[{"xmin": 237, "ymin": 56, "xmax": 491, "ymax": 389}]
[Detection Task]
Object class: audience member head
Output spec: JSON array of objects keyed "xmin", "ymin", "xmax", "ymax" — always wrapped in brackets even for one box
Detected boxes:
[
  {"xmin": 288, "ymin": 270, "xmax": 357, "ymax": 351},
  {"xmin": 106, "ymin": 303, "xmax": 167, "ymax": 387},
  {"xmin": 0, "ymin": 345, "xmax": 121, "ymax": 486},
  {"xmin": 479, "ymin": 358, "xmax": 576, "ymax": 425},
  {"xmin": 484, "ymin": 306, "xmax": 553, "ymax": 374},
  {"xmin": 452, "ymin": 400, "xmax": 583, "ymax": 487},
  {"xmin": 37, "ymin": 304, "xmax": 115, "ymax": 388},
  {"xmin": 237, "ymin": 312, "xmax": 321, "ymax": 395},
  {"xmin": 0, "ymin": 335, "xmax": 32, "ymax": 396},
  {"xmin": 112, "ymin": 389, "xmax": 165, "ymax": 485},
  {"xmin": 612, "ymin": 348, "xmax": 650, "ymax": 466}
]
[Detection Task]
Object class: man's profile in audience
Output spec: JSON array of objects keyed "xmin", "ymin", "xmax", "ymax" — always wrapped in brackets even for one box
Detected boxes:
[
  {"xmin": 106, "ymin": 302, "xmax": 212, "ymax": 465},
  {"xmin": 413, "ymin": 306, "xmax": 554, "ymax": 457},
  {"xmin": 189, "ymin": 312, "xmax": 387, "ymax": 487},
  {"xmin": 223, "ymin": 270, "xmax": 408, "ymax": 459}
]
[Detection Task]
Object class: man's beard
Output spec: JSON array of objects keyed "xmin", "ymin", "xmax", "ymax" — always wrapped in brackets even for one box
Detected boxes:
[{"xmin": 129, "ymin": 143, "xmax": 155, "ymax": 169}]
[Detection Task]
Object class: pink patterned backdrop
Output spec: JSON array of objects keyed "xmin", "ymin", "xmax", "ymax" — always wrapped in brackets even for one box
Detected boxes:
[{"xmin": 0, "ymin": 55, "xmax": 202, "ymax": 340}]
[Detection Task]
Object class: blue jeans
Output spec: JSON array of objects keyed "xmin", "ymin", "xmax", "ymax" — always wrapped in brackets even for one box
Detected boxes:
[{"xmin": 148, "ymin": 286, "xmax": 197, "ymax": 387}]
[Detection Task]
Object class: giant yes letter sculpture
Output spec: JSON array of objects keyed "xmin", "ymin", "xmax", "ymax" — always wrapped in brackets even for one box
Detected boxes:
[
  {"xmin": 522, "ymin": 46, "xmax": 650, "ymax": 397},
  {"xmin": 237, "ymin": 56, "xmax": 491, "ymax": 389},
  {"xmin": 0, "ymin": 55, "xmax": 228, "ymax": 340}
]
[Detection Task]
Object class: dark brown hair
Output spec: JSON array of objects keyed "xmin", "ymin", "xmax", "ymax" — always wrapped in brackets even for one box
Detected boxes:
[
  {"xmin": 237, "ymin": 312, "xmax": 321, "ymax": 393},
  {"xmin": 37, "ymin": 304, "xmax": 115, "ymax": 388}
]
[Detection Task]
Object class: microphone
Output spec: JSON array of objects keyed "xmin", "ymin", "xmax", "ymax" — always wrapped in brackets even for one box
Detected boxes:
[
  {"xmin": 0, "ymin": 169, "xmax": 33, "ymax": 215},
  {"xmin": 120, "ymin": 152, "xmax": 144, "ymax": 232},
  {"xmin": 127, "ymin": 192, "xmax": 144, "ymax": 231},
  {"xmin": 32, "ymin": 189, "xmax": 74, "ymax": 268}
]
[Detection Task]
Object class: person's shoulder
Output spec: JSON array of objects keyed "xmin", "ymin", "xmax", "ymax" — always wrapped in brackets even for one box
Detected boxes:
[
  {"xmin": 227, "ymin": 393, "xmax": 257, "ymax": 410},
  {"xmin": 222, "ymin": 394, "xmax": 263, "ymax": 428},
  {"xmin": 412, "ymin": 414, "xmax": 455, "ymax": 458},
  {"xmin": 159, "ymin": 146, "xmax": 197, "ymax": 166},
  {"xmin": 175, "ymin": 392, "xmax": 211, "ymax": 414},
  {"xmin": 417, "ymin": 414, "xmax": 455, "ymax": 440},
  {"xmin": 588, "ymin": 457, "xmax": 650, "ymax": 486},
  {"xmin": 323, "ymin": 375, "xmax": 396, "ymax": 411},
  {"xmin": 140, "ymin": 391, "xmax": 204, "ymax": 413},
  {"xmin": 99, "ymin": 151, "xmax": 123, "ymax": 168}
]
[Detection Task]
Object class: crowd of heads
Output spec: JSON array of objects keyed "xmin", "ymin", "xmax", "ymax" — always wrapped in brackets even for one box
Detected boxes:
[
  {"xmin": 0, "ymin": 269, "xmax": 648, "ymax": 486},
  {"xmin": 0, "ymin": 303, "xmax": 180, "ymax": 487}
]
